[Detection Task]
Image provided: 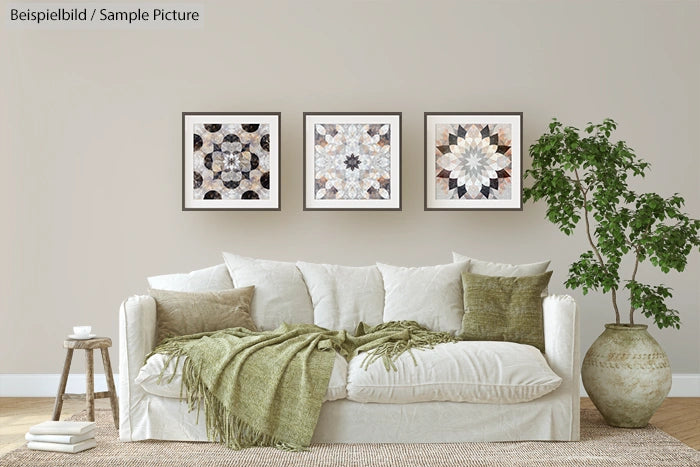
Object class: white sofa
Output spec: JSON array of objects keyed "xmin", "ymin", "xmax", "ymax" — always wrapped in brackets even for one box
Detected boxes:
[{"xmin": 119, "ymin": 259, "xmax": 580, "ymax": 444}]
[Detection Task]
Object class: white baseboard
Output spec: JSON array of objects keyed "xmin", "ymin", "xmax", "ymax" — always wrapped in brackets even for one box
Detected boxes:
[
  {"xmin": 579, "ymin": 373, "xmax": 700, "ymax": 398},
  {"xmin": 0, "ymin": 374, "xmax": 121, "ymax": 397},
  {"xmin": 1, "ymin": 373, "xmax": 698, "ymax": 397}
]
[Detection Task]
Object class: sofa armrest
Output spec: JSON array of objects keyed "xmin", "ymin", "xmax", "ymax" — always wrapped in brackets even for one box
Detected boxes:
[
  {"xmin": 118, "ymin": 295, "xmax": 156, "ymax": 441},
  {"xmin": 543, "ymin": 294, "xmax": 580, "ymax": 439},
  {"xmin": 543, "ymin": 295, "xmax": 579, "ymax": 385}
]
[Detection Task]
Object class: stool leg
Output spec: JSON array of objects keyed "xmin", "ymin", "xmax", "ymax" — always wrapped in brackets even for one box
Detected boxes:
[
  {"xmin": 52, "ymin": 349, "xmax": 73, "ymax": 421},
  {"xmin": 85, "ymin": 349, "xmax": 95, "ymax": 422},
  {"xmin": 100, "ymin": 347, "xmax": 120, "ymax": 429}
]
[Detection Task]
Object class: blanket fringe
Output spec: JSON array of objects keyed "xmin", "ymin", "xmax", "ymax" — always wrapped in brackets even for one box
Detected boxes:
[{"xmin": 360, "ymin": 321, "xmax": 457, "ymax": 371}]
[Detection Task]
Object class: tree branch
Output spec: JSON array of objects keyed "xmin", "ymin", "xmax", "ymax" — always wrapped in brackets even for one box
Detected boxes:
[
  {"xmin": 629, "ymin": 248, "xmax": 640, "ymax": 325},
  {"xmin": 574, "ymin": 169, "xmax": 621, "ymax": 323}
]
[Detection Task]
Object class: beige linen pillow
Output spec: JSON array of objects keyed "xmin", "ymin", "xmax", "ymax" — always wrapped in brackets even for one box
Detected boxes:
[
  {"xmin": 149, "ymin": 287, "xmax": 257, "ymax": 343},
  {"xmin": 459, "ymin": 271, "xmax": 553, "ymax": 352}
]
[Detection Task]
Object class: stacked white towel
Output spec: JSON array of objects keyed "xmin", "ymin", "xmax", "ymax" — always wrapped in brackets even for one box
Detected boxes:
[{"xmin": 26, "ymin": 421, "xmax": 96, "ymax": 453}]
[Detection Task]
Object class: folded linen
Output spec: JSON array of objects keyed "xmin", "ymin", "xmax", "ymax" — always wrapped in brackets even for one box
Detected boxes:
[
  {"xmin": 28, "ymin": 421, "xmax": 96, "ymax": 436},
  {"xmin": 27, "ymin": 438, "xmax": 96, "ymax": 453},
  {"xmin": 25, "ymin": 430, "xmax": 96, "ymax": 444}
]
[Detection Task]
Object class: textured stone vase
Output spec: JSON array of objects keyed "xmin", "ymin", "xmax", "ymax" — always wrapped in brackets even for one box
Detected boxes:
[{"xmin": 581, "ymin": 324, "xmax": 671, "ymax": 428}]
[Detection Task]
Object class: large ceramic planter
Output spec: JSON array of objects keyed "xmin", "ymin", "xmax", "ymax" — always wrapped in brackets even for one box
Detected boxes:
[{"xmin": 581, "ymin": 323, "xmax": 671, "ymax": 428}]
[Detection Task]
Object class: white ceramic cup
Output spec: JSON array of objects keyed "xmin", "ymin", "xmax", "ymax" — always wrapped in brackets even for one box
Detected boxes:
[{"xmin": 73, "ymin": 325, "xmax": 92, "ymax": 338}]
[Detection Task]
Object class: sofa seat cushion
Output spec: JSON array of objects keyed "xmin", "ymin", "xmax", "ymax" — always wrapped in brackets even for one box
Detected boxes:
[
  {"xmin": 346, "ymin": 341, "xmax": 562, "ymax": 404},
  {"xmin": 135, "ymin": 351, "xmax": 348, "ymax": 402}
]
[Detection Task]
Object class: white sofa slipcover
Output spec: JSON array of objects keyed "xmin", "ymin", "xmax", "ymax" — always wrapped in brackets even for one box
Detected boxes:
[{"xmin": 119, "ymin": 294, "xmax": 580, "ymax": 443}]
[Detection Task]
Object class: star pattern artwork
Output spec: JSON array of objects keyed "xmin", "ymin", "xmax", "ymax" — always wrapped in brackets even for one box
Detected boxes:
[
  {"xmin": 313, "ymin": 123, "xmax": 392, "ymax": 201},
  {"xmin": 425, "ymin": 113, "xmax": 522, "ymax": 210},
  {"xmin": 304, "ymin": 113, "xmax": 402, "ymax": 210}
]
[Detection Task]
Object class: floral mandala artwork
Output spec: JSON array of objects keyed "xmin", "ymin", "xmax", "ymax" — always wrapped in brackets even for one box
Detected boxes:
[
  {"xmin": 434, "ymin": 123, "xmax": 513, "ymax": 200},
  {"xmin": 313, "ymin": 123, "xmax": 392, "ymax": 200},
  {"xmin": 192, "ymin": 123, "xmax": 270, "ymax": 200}
]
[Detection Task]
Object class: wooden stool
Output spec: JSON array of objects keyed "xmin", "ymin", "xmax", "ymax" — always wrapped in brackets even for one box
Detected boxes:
[{"xmin": 52, "ymin": 337, "xmax": 119, "ymax": 429}]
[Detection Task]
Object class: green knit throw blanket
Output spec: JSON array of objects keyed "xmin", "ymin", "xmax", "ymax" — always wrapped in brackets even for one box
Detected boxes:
[{"xmin": 149, "ymin": 320, "xmax": 455, "ymax": 451}]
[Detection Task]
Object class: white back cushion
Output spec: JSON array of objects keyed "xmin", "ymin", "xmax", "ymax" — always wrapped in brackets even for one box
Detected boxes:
[
  {"xmin": 346, "ymin": 341, "xmax": 562, "ymax": 404},
  {"xmin": 297, "ymin": 262, "xmax": 384, "ymax": 333},
  {"xmin": 147, "ymin": 264, "xmax": 233, "ymax": 292},
  {"xmin": 222, "ymin": 253, "xmax": 313, "ymax": 330},
  {"xmin": 377, "ymin": 261, "xmax": 469, "ymax": 333},
  {"xmin": 452, "ymin": 252, "xmax": 550, "ymax": 276}
]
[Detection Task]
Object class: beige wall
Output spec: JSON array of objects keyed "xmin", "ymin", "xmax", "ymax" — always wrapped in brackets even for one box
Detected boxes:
[{"xmin": 1, "ymin": 0, "xmax": 698, "ymax": 375}]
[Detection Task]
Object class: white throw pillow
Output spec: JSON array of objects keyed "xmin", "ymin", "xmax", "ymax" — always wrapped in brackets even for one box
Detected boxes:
[
  {"xmin": 147, "ymin": 264, "xmax": 233, "ymax": 292},
  {"xmin": 377, "ymin": 261, "xmax": 469, "ymax": 333},
  {"xmin": 452, "ymin": 253, "xmax": 551, "ymax": 296},
  {"xmin": 222, "ymin": 253, "xmax": 313, "ymax": 330},
  {"xmin": 297, "ymin": 262, "xmax": 384, "ymax": 333},
  {"xmin": 137, "ymin": 351, "xmax": 348, "ymax": 402},
  {"xmin": 346, "ymin": 341, "xmax": 562, "ymax": 404}
]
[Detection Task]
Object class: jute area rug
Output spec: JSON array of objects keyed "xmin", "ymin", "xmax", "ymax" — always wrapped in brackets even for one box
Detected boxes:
[{"xmin": 1, "ymin": 409, "xmax": 698, "ymax": 467}]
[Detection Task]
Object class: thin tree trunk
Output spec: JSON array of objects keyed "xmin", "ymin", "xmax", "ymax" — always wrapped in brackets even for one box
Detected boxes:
[
  {"xmin": 629, "ymin": 252, "xmax": 640, "ymax": 325},
  {"xmin": 574, "ymin": 170, "xmax": 621, "ymax": 323}
]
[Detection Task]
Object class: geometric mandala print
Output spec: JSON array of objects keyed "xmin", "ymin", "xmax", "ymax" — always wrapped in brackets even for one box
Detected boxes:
[
  {"xmin": 434, "ymin": 123, "xmax": 513, "ymax": 200},
  {"xmin": 313, "ymin": 123, "xmax": 392, "ymax": 200},
  {"xmin": 192, "ymin": 123, "xmax": 271, "ymax": 201}
]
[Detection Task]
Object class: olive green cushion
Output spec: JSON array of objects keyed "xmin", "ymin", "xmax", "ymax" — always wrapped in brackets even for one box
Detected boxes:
[
  {"xmin": 150, "ymin": 287, "xmax": 257, "ymax": 344},
  {"xmin": 458, "ymin": 271, "xmax": 552, "ymax": 352}
]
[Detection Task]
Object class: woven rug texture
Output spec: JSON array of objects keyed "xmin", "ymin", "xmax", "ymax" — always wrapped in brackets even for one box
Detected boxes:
[{"xmin": 1, "ymin": 409, "xmax": 698, "ymax": 466}]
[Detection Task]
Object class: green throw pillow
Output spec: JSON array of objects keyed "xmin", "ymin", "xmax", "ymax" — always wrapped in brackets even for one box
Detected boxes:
[
  {"xmin": 150, "ymin": 286, "xmax": 257, "ymax": 344},
  {"xmin": 458, "ymin": 271, "xmax": 553, "ymax": 352}
]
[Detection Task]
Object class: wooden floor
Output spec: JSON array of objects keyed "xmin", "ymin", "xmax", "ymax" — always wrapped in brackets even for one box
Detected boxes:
[
  {"xmin": 0, "ymin": 398, "xmax": 111, "ymax": 456},
  {"xmin": 0, "ymin": 398, "xmax": 697, "ymax": 456},
  {"xmin": 581, "ymin": 398, "xmax": 699, "ymax": 449}
]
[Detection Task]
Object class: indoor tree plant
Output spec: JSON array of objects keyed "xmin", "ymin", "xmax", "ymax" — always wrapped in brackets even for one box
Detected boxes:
[{"xmin": 524, "ymin": 118, "xmax": 700, "ymax": 427}]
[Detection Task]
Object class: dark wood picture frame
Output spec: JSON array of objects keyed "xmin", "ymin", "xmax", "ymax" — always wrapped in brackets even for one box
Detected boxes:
[
  {"xmin": 424, "ymin": 112, "xmax": 523, "ymax": 211},
  {"xmin": 303, "ymin": 112, "xmax": 402, "ymax": 211},
  {"xmin": 182, "ymin": 112, "xmax": 281, "ymax": 211}
]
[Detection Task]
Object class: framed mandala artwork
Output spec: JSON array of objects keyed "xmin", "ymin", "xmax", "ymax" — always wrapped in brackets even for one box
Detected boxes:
[
  {"xmin": 182, "ymin": 112, "xmax": 280, "ymax": 210},
  {"xmin": 304, "ymin": 112, "xmax": 402, "ymax": 210},
  {"xmin": 424, "ymin": 112, "xmax": 522, "ymax": 210}
]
